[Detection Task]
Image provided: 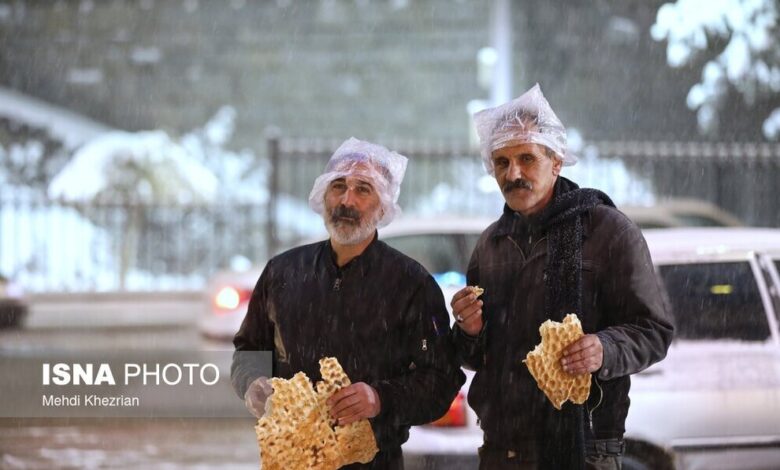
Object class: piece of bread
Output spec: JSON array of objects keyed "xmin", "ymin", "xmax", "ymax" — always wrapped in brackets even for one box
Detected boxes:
[
  {"xmin": 316, "ymin": 357, "xmax": 378, "ymax": 466},
  {"xmin": 255, "ymin": 357, "xmax": 378, "ymax": 470},
  {"xmin": 523, "ymin": 313, "xmax": 591, "ymax": 410},
  {"xmin": 469, "ymin": 285, "xmax": 485, "ymax": 297}
]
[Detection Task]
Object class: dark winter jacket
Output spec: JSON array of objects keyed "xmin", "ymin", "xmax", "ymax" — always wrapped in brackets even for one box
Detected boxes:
[
  {"xmin": 453, "ymin": 178, "xmax": 674, "ymax": 455},
  {"xmin": 232, "ymin": 234, "xmax": 465, "ymax": 452}
]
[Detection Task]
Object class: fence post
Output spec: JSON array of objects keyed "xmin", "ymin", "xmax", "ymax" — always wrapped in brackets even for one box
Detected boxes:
[{"xmin": 266, "ymin": 128, "xmax": 281, "ymax": 261}]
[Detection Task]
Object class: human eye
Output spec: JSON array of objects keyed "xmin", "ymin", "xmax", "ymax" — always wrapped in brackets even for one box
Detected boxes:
[
  {"xmin": 329, "ymin": 181, "xmax": 347, "ymax": 192},
  {"xmin": 493, "ymin": 157, "xmax": 508, "ymax": 169}
]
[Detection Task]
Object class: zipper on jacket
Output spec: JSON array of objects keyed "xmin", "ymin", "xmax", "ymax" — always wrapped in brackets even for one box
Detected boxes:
[
  {"xmin": 505, "ymin": 233, "xmax": 549, "ymax": 262},
  {"xmin": 505, "ymin": 236, "xmax": 527, "ymax": 262},
  {"xmin": 586, "ymin": 376, "xmax": 604, "ymax": 434},
  {"xmin": 529, "ymin": 235, "xmax": 547, "ymax": 258},
  {"xmin": 333, "ymin": 277, "xmax": 342, "ymax": 291}
]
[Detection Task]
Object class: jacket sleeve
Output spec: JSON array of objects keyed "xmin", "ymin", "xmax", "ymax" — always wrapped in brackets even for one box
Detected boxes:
[
  {"xmin": 230, "ymin": 263, "xmax": 275, "ymax": 399},
  {"xmin": 450, "ymin": 245, "xmax": 487, "ymax": 371},
  {"xmin": 369, "ymin": 274, "xmax": 466, "ymax": 428},
  {"xmin": 595, "ymin": 223, "xmax": 674, "ymax": 381}
]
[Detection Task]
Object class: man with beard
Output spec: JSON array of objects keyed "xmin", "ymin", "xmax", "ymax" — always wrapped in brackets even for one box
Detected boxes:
[
  {"xmin": 231, "ymin": 137, "xmax": 465, "ymax": 469},
  {"xmin": 450, "ymin": 85, "xmax": 674, "ymax": 470}
]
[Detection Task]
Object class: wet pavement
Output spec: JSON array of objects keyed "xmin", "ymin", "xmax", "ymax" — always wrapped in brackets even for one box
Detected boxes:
[
  {"xmin": 0, "ymin": 418, "xmax": 259, "ymax": 470},
  {"xmin": 0, "ymin": 323, "xmax": 262, "ymax": 469},
  {"xmin": 0, "ymin": 323, "xmax": 477, "ymax": 469}
]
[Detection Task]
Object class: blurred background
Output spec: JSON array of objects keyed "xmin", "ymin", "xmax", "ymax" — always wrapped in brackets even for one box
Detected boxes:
[
  {"xmin": 1, "ymin": 1, "xmax": 779, "ymax": 469},
  {"xmin": 1, "ymin": 0, "xmax": 778, "ymax": 294}
]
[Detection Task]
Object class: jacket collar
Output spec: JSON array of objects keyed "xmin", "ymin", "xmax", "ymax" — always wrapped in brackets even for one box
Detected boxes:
[
  {"xmin": 491, "ymin": 177, "xmax": 599, "ymax": 240},
  {"xmin": 492, "ymin": 177, "xmax": 568, "ymax": 238},
  {"xmin": 322, "ymin": 230, "xmax": 379, "ymax": 277}
]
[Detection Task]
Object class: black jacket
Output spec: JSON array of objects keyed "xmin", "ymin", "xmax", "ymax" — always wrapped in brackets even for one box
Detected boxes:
[
  {"xmin": 453, "ymin": 186, "xmax": 674, "ymax": 449},
  {"xmin": 232, "ymin": 234, "xmax": 465, "ymax": 451}
]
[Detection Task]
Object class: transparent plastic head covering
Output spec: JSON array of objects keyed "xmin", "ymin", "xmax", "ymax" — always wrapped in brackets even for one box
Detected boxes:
[
  {"xmin": 308, "ymin": 137, "xmax": 409, "ymax": 228},
  {"xmin": 474, "ymin": 83, "xmax": 577, "ymax": 175}
]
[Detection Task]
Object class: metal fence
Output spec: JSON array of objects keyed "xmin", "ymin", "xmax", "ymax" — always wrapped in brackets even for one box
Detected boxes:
[
  {"xmin": 2, "ymin": 138, "xmax": 779, "ymax": 292},
  {"xmin": 266, "ymin": 137, "xmax": 780, "ymax": 254},
  {"xmin": 0, "ymin": 195, "xmax": 269, "ymax": 293},
  {"xmin": 594, "ymin": 140, "xmax": 780, "ymax": 226}
]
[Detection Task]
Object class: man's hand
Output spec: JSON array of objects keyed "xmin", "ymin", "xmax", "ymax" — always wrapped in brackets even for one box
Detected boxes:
[
  {"xmin": 561, "ymin": 334, "xmax": 603, "ymax": 375},
  {"xmin": 327, "ymin": 382, "xmax": 381, "ymax": 426},
  {"xmin": 244, "ymin": 376, "xmax": 273, "ymax": 418},
  {"xmin": 450, "ymin": 286, "xmax": 483, "ymax": 336}
]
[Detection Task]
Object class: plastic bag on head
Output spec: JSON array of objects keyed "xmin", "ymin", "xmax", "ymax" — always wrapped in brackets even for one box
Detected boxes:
[
  {"xmin": 474, "ymin": 83, "xmax": 577, "ymax": 175},
  {"xmin": 308, "ymin": 137, "xmax": 408, "ymax": 228}
]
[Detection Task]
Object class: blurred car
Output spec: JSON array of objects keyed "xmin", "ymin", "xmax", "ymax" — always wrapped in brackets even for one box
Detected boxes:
[
  {"xmin": 625, "ymin": 228, "xmax": 780, "ymax": 470},
  {"xmin": 202, "ymin": 217, "xmax": 780, "ymax": 469},
  {"xmin": 0, "ymin": 274, "xmax": 28, "ymax": 328},
  {"xmin": 622, "ymin": 198, "xmax": 743, "ymax": 230}
]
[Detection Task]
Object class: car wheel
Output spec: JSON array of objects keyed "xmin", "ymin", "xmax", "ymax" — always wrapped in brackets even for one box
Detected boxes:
[
  {"xmin": 0, "ymin": 302, "xmax": 28, "ymax": 329},
  {"xmin": 624, "ymin": 439, "xmax": 675, "ymax": 470}
]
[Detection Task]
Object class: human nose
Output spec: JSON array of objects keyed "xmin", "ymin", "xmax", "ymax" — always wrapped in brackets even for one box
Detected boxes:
[
  {"xmin": 340, "ymin": 186, "xmax": 359, "ymax": 207},
  {"xmin": 506, "ymin": 160, "xmax": 523, "ymax": 181}
]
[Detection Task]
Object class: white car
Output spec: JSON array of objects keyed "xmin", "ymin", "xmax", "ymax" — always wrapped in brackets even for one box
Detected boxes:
[
  {"xmin": 202, "ymin": 219, "xmax": 780, "ymax": 470},
  {"xmin": 625, "ymin": 228, "xmax": 780, "ymax": 470}
]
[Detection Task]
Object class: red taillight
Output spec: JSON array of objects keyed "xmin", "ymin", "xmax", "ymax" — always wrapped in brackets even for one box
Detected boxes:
[
  {"xmin": 430, "ymin": 391, "xmax": 467, "ymax": 427},
  {"xmin": 214, "ymin": 286, "xmax": 251, "ymax": 311}
]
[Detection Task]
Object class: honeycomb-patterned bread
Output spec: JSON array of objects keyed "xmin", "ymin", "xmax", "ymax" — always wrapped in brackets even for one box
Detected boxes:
[
  {"xmin": 316, "ymin": 357, "xmax": 378, "ymax": 466},
  {"xmin": 255, "ymin": 357, "xmax": 378, "ymax": 470},
  {"xmin": 523, "ymin": 314, "xmax": 591, "ymax": 410}
]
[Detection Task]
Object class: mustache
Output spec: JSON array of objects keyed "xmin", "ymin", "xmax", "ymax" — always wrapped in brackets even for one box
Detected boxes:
[
  {"xmin": 502, "ymin": 178, "xmax": 533, "ymax": 193},
  {"xmin": 330, "ymin": 205, "xmax": 362, "ymax": 223}
]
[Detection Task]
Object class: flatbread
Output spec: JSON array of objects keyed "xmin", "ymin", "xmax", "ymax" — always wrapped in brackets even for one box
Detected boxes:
[
  {"xmin": 469, "ymin": 285, "xmax": 484, "ymax": 297},
  {"xmin": 523, "ymin": 314, "xmax": 591, "ymax": 410},
  {"xmin": 255, "ymin": 357, "xmax": 378, "ymax": 470}
]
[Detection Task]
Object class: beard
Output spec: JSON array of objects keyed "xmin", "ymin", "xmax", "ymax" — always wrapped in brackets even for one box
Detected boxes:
[{"xmin": 324, "ymin": 205, "xmax": 380, "ymax": 245}]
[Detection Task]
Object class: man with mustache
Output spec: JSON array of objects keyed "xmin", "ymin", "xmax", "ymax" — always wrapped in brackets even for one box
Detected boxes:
[
  {"xmin": 450, "ymin": 84, "xmax": 674, "ymax": 469},
  {"xmin": 231, "ymin": 137, "xmax": 465, "ymax": 469}
]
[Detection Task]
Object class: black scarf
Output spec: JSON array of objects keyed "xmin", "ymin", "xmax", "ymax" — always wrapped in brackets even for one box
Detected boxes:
[{"xmin": 509, "ymin": 177, "xmax": 615, "ymax": 469}]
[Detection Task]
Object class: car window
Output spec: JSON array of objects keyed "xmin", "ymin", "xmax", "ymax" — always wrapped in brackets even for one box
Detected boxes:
[
  {"xmin": 672, "ymin": 214, "xmax": 724, "ymax": 227},
  {"xmin": 770, "ymin": 259, "xmax": 780, "ymax": 318},
  {"xmin": 658, "ymin": 261, "xmax": 771, "ymax": 341},
  {"xmin": 382, "ymin": 234, "xmax": 479, "ymax": 274},
  {"xmin": 636, "ymin": 222, "xmax": 674, "ymax": 230}
]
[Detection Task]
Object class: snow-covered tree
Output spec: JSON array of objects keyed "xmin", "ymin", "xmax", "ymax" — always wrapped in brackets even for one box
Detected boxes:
[
  {"xmin": 0, "ymin": 122, "xmax": 70, "ymax": 193},
  {"xmin": 48, "ymin": 130, "xmax": 219, "ymax": 205},
  {"xmin": 651, "ymin": 0, "xmax": 780, "ymax": 139},
  {"xmin": 180, "ymin": 106, "xmax": 269, "ymax": 204},
  {"xmin": 48, "ymin": 129, "xmax": 219, "ymax": 288}
]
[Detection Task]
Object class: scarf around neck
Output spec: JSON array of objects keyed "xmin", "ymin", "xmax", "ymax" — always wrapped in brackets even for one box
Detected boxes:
[{"xmin": 509, "ymin": 176, "xmax": 615, "ymax": 469}]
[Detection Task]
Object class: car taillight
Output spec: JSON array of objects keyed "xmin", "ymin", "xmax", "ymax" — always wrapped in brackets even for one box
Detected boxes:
[
  {"xmin": 214, "ymin": 286, "xmax": 251, "ymax": 311},
  {"xmin": 430, "ymin": 391, "xmax": 467, "ymax": 427}
]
